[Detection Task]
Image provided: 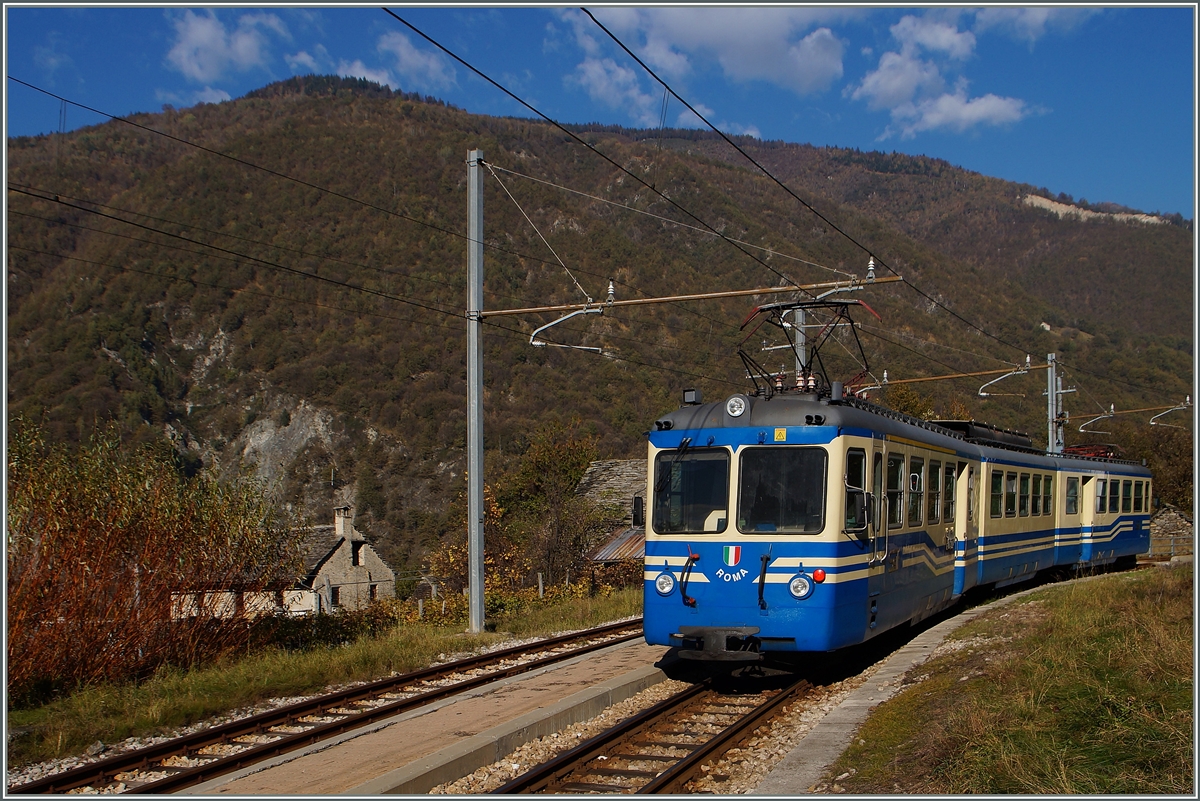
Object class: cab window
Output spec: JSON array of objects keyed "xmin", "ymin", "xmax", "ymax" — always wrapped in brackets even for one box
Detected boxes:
[{"xmin": 737, "ymin": 447, "xmax": 827, "ymax": 534}]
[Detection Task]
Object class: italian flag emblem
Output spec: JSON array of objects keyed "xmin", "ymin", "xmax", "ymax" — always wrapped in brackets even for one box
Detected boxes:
[{"xmin": 723, "ymin": 545, "xmax": 741, "ymax": 567}]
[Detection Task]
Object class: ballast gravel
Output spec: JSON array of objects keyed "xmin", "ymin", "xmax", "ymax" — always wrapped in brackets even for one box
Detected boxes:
[{"xmin": 429, "ymin": 665, "xmax": 879, "ymax": 795}]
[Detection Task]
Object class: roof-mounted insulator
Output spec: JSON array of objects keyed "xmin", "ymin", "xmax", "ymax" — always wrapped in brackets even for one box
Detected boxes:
[
  {"xmin": 866, "ymin": 256, "xmax": 876, "ymax": 283},
  {"xmin": 607, "ymin": 278, "xmax": 615, "ymax": 305}
]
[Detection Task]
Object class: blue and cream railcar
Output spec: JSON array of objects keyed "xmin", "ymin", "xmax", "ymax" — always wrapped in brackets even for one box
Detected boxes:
[{"xmin": 642, "ymin": 389, "xmax": 1152, "ymax": 659}]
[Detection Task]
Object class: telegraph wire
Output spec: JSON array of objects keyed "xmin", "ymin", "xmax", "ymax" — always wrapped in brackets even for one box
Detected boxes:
[
  {"xmin": 7, "ymin": 77, "xmax": 741, "ymax": 338},
  {"xmin": 381, "ymin": 8, "xmax": 815, "ymax": 296},
  {"xmin": 482, "ymin": 318, "xmax": 743, "ymax": 388},
  {"xmin": 7, "ymin": 245, "xmax": 460, "ymax": 331},
  {"xmin": 581, "ymin": 7, "xmax": 1034, "ymax": 360},
  {"xmin": 7, "ymin": 189, "xmax": 463, "ymax": 319},
  {"xmin": 486, "ymin": 162, "xmax": 854, "ymax": 279}
]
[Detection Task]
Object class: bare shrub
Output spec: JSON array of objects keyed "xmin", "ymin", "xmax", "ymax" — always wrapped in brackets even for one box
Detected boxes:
[{"xmin": 6, "ymin": 420, "xmax": 304, "ymax": 705}]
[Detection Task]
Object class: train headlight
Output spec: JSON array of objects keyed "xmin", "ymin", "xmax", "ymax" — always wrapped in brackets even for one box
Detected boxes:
[
  {"xmin": 788, "ymin": 573, "xmax": 814, "ymax": 600},
  {"xmin": 654, "ymin": 571, "xmax": 677, "ymax": 596},
  {"xmin": 726, "ymin": 396, "xmax": 747, "ymax": 417}
]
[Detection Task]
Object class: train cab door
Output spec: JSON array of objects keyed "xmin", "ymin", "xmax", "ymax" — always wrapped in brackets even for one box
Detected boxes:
[
  {"xmin": 952, "ymin": 461, "xmax": 979, "ymax": 596},
  {"xmin": 867, "ymin": 447, "xmax": 887, "ymax": 633},
  {"xmin": 870, "ymin": 449, "xmax": 886, "ymax": 563}
]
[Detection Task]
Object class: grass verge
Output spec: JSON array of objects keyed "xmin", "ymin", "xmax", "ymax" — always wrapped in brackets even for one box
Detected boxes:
[
  {"xmin": 826, "ymin": 564, "xmax": 1193, "ymax": 794},
  {"xmin": 7, "ymin": 588, "xmax": 642, "ymax": 769}
]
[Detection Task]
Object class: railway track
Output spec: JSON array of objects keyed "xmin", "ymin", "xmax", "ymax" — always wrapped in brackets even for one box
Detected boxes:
[
  {"xmin": 9, "ymin": 619, "xmax": 642, "ymax": 795},
  {"xmin": 492, "ymin": 671, "xmax": 812, "ymax": 794}
]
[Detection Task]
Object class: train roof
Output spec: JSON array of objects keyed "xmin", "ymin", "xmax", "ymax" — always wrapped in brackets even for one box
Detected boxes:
[{"xmin": 652, "ymin": 390, "xmax": 1150, "ymax": 476}]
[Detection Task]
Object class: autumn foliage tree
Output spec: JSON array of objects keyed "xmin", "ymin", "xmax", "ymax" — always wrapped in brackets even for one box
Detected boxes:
[{"xmin": 6, "ymin": 420, "xmax": 304, "ymax": 705}]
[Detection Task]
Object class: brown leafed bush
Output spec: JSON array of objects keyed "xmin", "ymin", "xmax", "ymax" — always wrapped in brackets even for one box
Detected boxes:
[{"xmin": 6, "ymin": 420, "xmax": 304, "ymax": 706}]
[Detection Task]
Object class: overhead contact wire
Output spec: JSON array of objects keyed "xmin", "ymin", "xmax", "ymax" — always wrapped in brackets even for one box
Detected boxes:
[
  {"xmin": 581, "ymin": 7, "xmax": 1032, "ymax": 358},
  {"xmin": 381, "ymin": 8, "xmax": 813, "ymax": 296}
]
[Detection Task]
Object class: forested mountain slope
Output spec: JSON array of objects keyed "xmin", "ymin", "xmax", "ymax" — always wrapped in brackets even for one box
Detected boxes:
[{"xmin": 7, "ymin": 76, "xmax": 1193, "ymax": 568}]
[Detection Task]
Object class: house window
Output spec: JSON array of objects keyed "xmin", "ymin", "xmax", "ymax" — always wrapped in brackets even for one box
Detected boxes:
[
  {"xmin": 369, "ymin": 584, "xmax": 378, "ymax": 601},
  {"xmin": 1095, "ymin": 479, "xmax": 1107, "ymax": 514},
  {"xmin": 1018, "ymin": 473, "xmax": 1030, "ymax": 517},
  {"xmin": 1066, "ymin": 477, "xmax": 1079, "ymax": 515},
  {"xmin": 927, "ymin": 461, "xmax": 941, "ymax": 524},
  {"xmin": 990, "ymin": 470, "xmax": 1003, "ymax": 518},
  {"xmin": 331, "ymin": 586, "xmax": 341, "ymax": 608},
  {"xmin": 1032, "ymin": 474, "xmax": 1042, "ymax": 516},
  {"xmin": 352, "ymin": 542, "xmax": 364, "ymax": 567},
  {"xmin": 1005, "ymin": 473, "xmax": 1017, "ymax": 517},
  {"xmin": 908, "ymin": 457, "xmax": 924, "ymax": 527}
]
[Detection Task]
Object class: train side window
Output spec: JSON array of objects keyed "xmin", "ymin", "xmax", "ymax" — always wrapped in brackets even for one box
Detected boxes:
[
  {"xmin": 1108, "ymin": 479, "xmax": 1120, "ymax": 513},
  {"xmin": 1032, "ymin": 474, "xmax": 1042, "ymax": 515},
  {"xmin": 1095, "ymin": 479, "xmax": 1107, "ymax": 514},
  {"xmin": 1066, "ymin": 477, "xmax": 1079, "ymax": 515},
  {"xmin": 887, "ymin": 453, "xmax": 904, "ymax": 529},
  {"xmin": 845, "ymin": 449, "xmax": 867, "ymax": 529},
  {"xmin": 1005, "ymin": 472, "xmax": 1017, "ymax": 517},
  {"xmin": 908, "ymin": 457, "xmax": 924, "ymax": 527},
  {"xmin": 989, "ymin": 469, "xmax": 1003, "ymax": 518},
  {"xmin": 1018, "ymin": 473, "xmax": 1030, "ymax": 516},
  {"xmin": 1121, "ymin": 480, "xmax": 1132, "ymax": 513},
  {"xmin": 1133, "ymin": 481, "xmax": 1143, "ymax": 512},
  {"xmin": 944, "ymin": 463, "xmax": 957, "ymax": 523},
  {"xmin": 1043, "ymin": 475, "xmax": 1053, "ymax": 515},
  {"xmin": 927, "ymin": 461, "xmax": 941, "ymax": 524}
]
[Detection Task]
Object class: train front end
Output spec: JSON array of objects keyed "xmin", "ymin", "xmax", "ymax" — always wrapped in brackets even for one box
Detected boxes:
[{"xmin": 643, "ymin": 391, "xmax": 870, "ymax": 660}]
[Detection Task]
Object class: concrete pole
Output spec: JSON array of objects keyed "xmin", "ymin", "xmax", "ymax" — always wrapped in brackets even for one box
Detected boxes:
[{"xmin": 467, "ymin": 149, "xmax": 485, "ymax": 633}]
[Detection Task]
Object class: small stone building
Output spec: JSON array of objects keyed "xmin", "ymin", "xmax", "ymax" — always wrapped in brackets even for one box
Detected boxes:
[
  {"xmin": 294, "ymin": 506, "xmax": 396, "ymax": 613},
  {"xmin": 577, "ymin": 459, "xmax": 647, "ymax": 564},
  {"xmin": 1148, "ymin": 504, "xmax": 1194, "ymax": 560}
]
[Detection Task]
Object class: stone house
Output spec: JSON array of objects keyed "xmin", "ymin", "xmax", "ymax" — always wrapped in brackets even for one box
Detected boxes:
[
  {"xmin": 1148, "ymin": 503, "xmax": 1194, "ymax": 560},
  {"xmin": 577, "ymin": 459, "xmax": 647, "ymax": 564},
  {"xmin": 293, "ymin": 506, "xmax": 396, "ymax": 613},
  {"xmin": 170, "ymin": 506, "xmax": 396, "ymax": 619}
]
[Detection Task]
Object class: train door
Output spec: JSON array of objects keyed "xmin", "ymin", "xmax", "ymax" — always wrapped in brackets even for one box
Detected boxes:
[
  {"xmin": 870, "ymin": 449, "xmax": 885, "ymax": 562},
  {"xmin": 952, "ymin": 461, "xmax": 979, "ymax": 596},
  {"xmin": 867, "ymin": 447, "xmax": 886, "ymax": 633}
]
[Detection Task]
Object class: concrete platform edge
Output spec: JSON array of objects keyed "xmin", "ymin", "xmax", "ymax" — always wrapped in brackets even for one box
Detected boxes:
[
  {"xmin": 182, "ymin": 636, "xmax": 660, "ymax": 795},
  {"xmin": 751, "ymin": 586, "xmax": 1048, "ymax": 796},
  {"xmin": 343, "ymin": 663, "xmax": 670, "ymax": 795}
]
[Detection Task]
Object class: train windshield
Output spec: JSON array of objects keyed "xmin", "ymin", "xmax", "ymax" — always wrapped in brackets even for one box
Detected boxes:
[
  {"xmin": 652, "ymin": 448, "xmax": 730, "ymax": 534},
  {"xmin": 737, "ymin": 447, "xmax": 827, "ymax": 534}
]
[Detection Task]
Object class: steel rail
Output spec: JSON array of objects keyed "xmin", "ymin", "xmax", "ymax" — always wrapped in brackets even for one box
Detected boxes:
[
  {"xmin": 493, "ymin": 675, "xmax": 811, "ymax": 795},
  {"xmin": 9, "ymin": 619, "xmax": 642, "ymax": 795}
]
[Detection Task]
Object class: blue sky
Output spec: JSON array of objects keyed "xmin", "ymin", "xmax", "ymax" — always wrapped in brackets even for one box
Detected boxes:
[{"xmin": 4, "ymin": 5, "xmax": 1196, "ymax": 218}]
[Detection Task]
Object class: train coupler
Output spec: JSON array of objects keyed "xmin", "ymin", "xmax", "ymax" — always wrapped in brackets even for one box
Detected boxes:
[{"xmin": 672, "ymin": 626, "xmax": 762, "ymax": 661}]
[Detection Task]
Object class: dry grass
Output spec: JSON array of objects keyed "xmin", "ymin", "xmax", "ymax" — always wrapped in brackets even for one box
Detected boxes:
[{"xmin": 828, "ymin": 565, "xmax": 1193, "ymax": 794}]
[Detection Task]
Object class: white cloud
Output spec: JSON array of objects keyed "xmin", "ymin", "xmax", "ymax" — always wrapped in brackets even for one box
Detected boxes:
[
  {"xmin": 569, "ymin": 57, "xmax": 660, "ymax": 126},
  {"xmin": 193, "ymin": 86, "xmax": 233, "ymax": 104},
  {"xmin": 285, "ymin": 50, "xmax": 320, "ymax": 73},
  {"xmin": 888, "ymin": 86, "xmax": 1029, "ymax": 139},
  {"xmin": 851, "ymin": 11, "xmax": 1035, "ymax": 139},
  {"xmin": 165, "ymin": 10, "xmax": 287, "ymax": 83},
  {"xmin": 337, "ymin": 59, "xmax": 393, "ymax": 90},
  {"xmin": 577, "ymin": 7, "xmax": 855, "ymax": 95},
  {"xmin": 376, "ymin": 31, "xmax": 456, "ymax": 92},
  {"xmin": 851, "ymin": 50, "xmax": 943, "ymax": 110},
  {"xmin": 891, "ymin": 14, "xmax": 976, "ymax": 59},
  {"xmin": 972, "ymin": 7, "xmax": 1099, "ymax": 45}
]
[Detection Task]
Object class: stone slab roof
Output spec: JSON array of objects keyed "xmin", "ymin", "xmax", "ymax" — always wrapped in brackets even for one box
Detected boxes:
[{"xmin": 575, "ymin": 459, "xmax": 645, "ymax": 525}]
